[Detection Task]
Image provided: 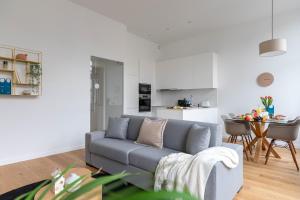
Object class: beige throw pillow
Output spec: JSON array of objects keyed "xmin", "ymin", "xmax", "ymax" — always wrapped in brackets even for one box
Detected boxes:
[{"xmin": 136, "ymin": 118, "xmax": 168, "ymax": 148}]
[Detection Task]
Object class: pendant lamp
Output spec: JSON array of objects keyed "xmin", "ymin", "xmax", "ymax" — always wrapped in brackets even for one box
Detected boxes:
[{"xmin": 259, "ymin": 0, "xmax": 287, "ymax": 57}]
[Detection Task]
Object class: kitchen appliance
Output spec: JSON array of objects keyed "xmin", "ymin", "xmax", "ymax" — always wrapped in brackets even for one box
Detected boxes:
[
  {"xmin": 200, "ymin": 100, "xmax": 211, "ymax": 108},
  {"xmin": 177, "ymin": 98, "xmax": 192, "ymax": 107},
  {"xmin": 139, "ymin": 83, "xmax": 151, "ymax": 112}
]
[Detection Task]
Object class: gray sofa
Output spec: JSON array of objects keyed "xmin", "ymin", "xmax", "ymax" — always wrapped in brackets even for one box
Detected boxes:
[{"xmin": 86, "ymin": 115, "xmax": 243, "ymax": 200}]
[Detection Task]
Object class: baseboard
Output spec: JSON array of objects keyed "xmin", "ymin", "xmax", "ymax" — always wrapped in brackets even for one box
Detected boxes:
[{"xmin": 0, "ymin": 144, "xmax": 84, "ymax": 166}]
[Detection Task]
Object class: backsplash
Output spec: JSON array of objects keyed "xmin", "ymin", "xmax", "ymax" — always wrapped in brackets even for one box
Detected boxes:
[{"xmin": 156, "ymin": 88, "xmax": 218, "ymax": 107}]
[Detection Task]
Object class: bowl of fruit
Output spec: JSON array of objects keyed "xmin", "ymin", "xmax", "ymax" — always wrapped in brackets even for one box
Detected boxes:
[{"xmin": 239, "ymin": 108, "xmax": 269, "ymax": 122}]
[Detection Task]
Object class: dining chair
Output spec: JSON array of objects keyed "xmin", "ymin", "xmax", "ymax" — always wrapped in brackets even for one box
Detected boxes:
[
  {"xmin": 221, "ymin": 115, "xmax": 252, "ymax": 160},
  {"xmin": 265, "ymin": 117, "xmax": 300, "ymax": 171}
]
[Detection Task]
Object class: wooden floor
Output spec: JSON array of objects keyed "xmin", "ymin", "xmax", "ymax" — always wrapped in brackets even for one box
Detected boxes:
[{"xmin": 0, "ymin": 147, "xmax": 299, "ymax": 200}]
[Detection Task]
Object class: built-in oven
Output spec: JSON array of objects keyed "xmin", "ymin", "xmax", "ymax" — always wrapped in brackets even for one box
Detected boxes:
[{"xmin": 139, "ymin": 83, "xmax": 151, "ymax": 112}]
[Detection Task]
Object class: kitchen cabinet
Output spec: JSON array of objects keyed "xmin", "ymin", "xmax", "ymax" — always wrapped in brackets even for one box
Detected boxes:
[
  {"xmin": 139, "ymin": 59, "xmax": 155, "ymax": 84},
  {"xmin": 156, "ymin": 107, "xmax": 218, "ymax": 124},
  {"xmin": 156, "ymin": 53, "xmax": 218, "ymax": 90}
]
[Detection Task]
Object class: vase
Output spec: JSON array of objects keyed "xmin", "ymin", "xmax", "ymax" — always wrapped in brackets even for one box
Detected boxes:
[{"xmin": 266, "ymin": 105, "xmax": 275, "ymax": 118}]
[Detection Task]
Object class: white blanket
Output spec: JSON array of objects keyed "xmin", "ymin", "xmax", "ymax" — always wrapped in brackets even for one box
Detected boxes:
[{"xmin": 154, "ymin": 146, "xmax": 239, "ymax": 200}]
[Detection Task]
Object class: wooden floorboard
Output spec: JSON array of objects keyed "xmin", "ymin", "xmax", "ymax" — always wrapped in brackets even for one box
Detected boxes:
[{"xmin": 0, "ymin": 147, "xmax": 299, "ymax": 199}]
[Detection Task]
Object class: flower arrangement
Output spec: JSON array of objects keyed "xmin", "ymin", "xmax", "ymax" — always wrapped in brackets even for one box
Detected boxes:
[{"xmin": 260, "ymin": 96, "xmax": 273, "ymax": 108}]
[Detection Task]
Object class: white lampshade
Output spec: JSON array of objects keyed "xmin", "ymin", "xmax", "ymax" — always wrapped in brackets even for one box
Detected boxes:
[{"xmin": 259, "ymin": 38, "xmax": 287, "ymax": 57}]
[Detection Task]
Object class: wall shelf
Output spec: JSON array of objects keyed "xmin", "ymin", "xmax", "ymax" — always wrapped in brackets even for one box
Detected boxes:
[
  {"xmin": 0, "ymin": 94, "xmax": 39, "ymax": 97},
  {"xmin": 0, "ymin": 56, "xmax": 14, "ymax": 61},
  {"xmin": 15, "ymin": 59, "xmax": 40, "ymax": 65},
  {"xmin": 13, "ymin": 83, "xmax": 39, "ymax": 87},
  {"xmin": 0, "ymin": 45, "xmax": 42, "ymax": 96},
  {"xmin": 0, "ymin": 69, "xmax": 14, "ymax": 73}
]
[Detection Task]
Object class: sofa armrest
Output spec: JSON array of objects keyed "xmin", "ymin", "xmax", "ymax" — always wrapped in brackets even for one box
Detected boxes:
[
  {"xmin": 205, "ymin": 143, "xmax": 244, "ymax": 200},
  {"xmin": 85, "ymin": 131, "xmax": 106, "ymax": 164}
]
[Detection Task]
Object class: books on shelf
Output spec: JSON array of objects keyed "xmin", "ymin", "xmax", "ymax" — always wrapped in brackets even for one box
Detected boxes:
[{"xmin": 0, "ymin": 78, "xmax": 11, "ymax": 95}]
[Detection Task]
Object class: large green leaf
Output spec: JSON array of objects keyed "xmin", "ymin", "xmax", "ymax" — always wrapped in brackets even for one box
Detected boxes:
[
  {"xmin": 61, "ymin": 172, "xmax": 128, "ymax": 200},
  {"xmin": 122, "ymin": 190, "xmax": 198, "ymax": 200},
  {"xmin": 21, "ymin": 179, "xmax": 50, "ymax": 200}
]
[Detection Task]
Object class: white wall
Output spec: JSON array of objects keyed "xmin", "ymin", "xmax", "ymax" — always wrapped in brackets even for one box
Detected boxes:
[
  {"xmin": 0, "ymin": 0, "xmax": 159, "ymax": 165},
  {"xmin": 159, "ymin": 10, "xmax": 300, "ymax": 147}
]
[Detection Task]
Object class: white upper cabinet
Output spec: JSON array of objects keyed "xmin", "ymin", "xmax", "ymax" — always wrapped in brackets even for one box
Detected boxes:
[{"xmin": 156, "ymin": 53, "xmax": 218, "ymax": 90}]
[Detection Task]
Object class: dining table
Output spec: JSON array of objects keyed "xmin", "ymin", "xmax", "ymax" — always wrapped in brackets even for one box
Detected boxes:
[{"xmin": 233, "ymin": 119, "xmax": 287, "ymax": 163}]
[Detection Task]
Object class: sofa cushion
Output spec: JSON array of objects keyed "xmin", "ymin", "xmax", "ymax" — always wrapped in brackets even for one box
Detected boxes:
[
  {"xmin": 186, "ymin": 124, "xmax": 211, "ymax": 154},
  {"xmin": 136, "ymin": 118, "xmax": 168, "ymax": 148},
  {"xmin": 163, "ymin": 119, "xmax": 192, "ymax": 151},
  {"xmin": 106, "ymin": 117, "xmax": 130, "ymax": 140},
  {"xmin": 129, "ymin": 146, "xmax": 179, "ymax": 172},
  {"xmin": 90, "ymin": 138, "xmax": 144, "ymax": 164},
  {"xmin": 122, "ymin": 115, "xmax": 158, "ymax": 141}
]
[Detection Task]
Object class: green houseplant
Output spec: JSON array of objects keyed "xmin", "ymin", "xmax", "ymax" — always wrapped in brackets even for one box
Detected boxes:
[
  {"xmin": 29, "ymin": 64, "xmax": 42, "ymax": 93},
  {"xmin": 29, "ymin": 64, "xmax": 42, "ymax": 83}
]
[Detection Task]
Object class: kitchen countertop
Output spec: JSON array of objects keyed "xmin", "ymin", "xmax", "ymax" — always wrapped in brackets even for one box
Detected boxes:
[{"xmin": 156, "ymin": 106, "xmax": 217, "ymax": 111}]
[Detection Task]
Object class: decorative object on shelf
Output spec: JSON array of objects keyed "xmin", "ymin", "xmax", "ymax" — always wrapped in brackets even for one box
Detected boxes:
[
  {"xmin": 0, "ymin": 78, "xmax": 5, "ymax": 94},
  {"xmin": 22, "ymin": 89, "xmax": 32, "ymax": 95},
  {"xmin": 259, "ymin": 0, "xmax": 287, "ymax": 56},
  {"xmin": 257, "ymin": 72, "xmax": 274, "ymax": 87},
  {"xmin": 29, "ymin": 63, "xmax": 42, "ymax": 92},
  {"xmin": 65, "ymin": 173, "xmax": 82, "ymax": 192},
  {"xmin": 16, "ymin": 53, "xmax": 28, "ymax": 60},
  {"xmin": 4, "ymin": 78, "xmax": 11, "ymax": 94},
  {"xmin": 3, "ymin": 60, "xmax": 8, "ymax": 69},
  {"xmin": 0, "ymin": 78, "xmax": 12, "ymax": 95},
  {"xmin": 51, "ymin": 169, "xmax": 65, "ymax": 195}
]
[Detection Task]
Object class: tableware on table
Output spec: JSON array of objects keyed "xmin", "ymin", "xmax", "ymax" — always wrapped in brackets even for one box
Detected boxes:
[
  {"xmin": 65, "ymin": 173, "xmax": 81, "ymax": 192},
  {"xmin": 51, "ymin": 169, "xmax": 65, "ymax": 195}
]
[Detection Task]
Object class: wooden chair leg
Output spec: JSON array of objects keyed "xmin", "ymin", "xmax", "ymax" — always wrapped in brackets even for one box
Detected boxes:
[
  {"xmin": 234, "ymin": 136, "xmax": 238, "ymax": 143},
  {"xmin": 230, "ymin": 136, "xmax": 234, "ymax": 143},
  {"xmin": 265, "ymin": 139, "xmax": 275, "ymax": 165},
  {"xmin": 247, "ymin": 135, "xmax": 254, "ymax": 150},
  {"xmin": 241, "ymin": 135, "xmax": 249, "ymax": 161},
  {"xmin": 288, "ymin": 141, "xmax": 299, "ymax": 171},
  {"xmin": 245, "ymin": 134, "xmax": 252, "ymax": 155},
  {"xmin": 227, "ymin": 136, "xmax": 232, "ymax": 143},
  {"xmin": 249, "ymin": 134, "xmax": 253, "ymax": 141},
  {"xmin": 291, "ymin": 142, "xmax": 297, "ymax": 154}
]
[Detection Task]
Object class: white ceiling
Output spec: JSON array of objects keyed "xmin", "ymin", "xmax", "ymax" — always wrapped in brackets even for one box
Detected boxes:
[{"xmin": 70, "ymin": 0, "xmax": 300, "ymax": 44}]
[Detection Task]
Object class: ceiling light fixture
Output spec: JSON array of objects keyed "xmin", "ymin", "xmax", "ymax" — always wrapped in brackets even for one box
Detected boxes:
[{"xmin": 259, "ymin": 0, "xmax": 287, "ymax": 57}]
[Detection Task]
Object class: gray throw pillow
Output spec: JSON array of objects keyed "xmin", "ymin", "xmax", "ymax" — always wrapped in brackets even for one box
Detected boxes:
[
  {"xmin": 186, "ymin": 124, "xmax": 211, "ymax": 154},
  {"xmin": 106, "ymin": 117, "xmax": 130, "ymax": 140}
]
